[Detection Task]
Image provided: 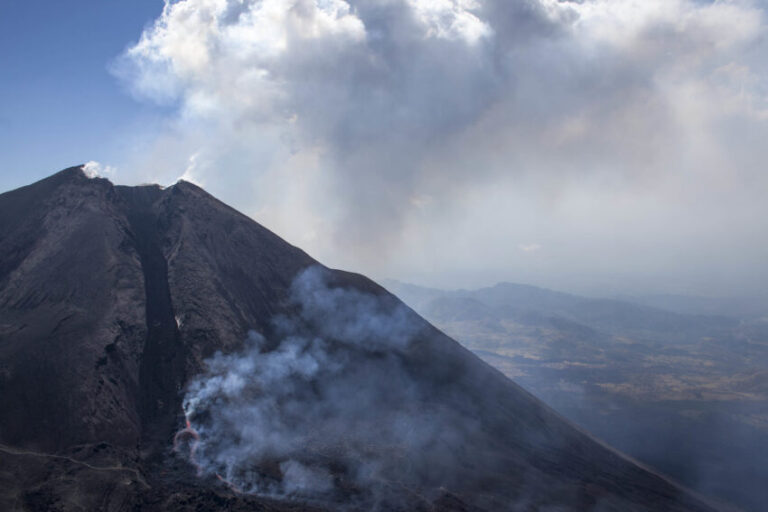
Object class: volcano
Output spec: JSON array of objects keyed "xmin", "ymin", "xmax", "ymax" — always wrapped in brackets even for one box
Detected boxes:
[{"xmin": 0, "ymin": 166, "xmax": 721, "ymax": 511}]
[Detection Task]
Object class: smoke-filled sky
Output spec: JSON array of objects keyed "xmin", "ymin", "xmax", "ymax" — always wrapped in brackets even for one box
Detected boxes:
[{"xmin": 2, "ymin": 0, "xmax": 768, "ymax": 297}]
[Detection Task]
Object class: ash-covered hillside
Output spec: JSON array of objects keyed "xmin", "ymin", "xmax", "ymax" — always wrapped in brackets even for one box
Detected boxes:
[{"xmin": 0, "ymin": 167, "xmax": 722, "ymax": 511}]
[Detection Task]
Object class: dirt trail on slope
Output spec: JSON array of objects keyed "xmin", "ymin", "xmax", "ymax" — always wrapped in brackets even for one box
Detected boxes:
[{"xmin": 0, "ymin": 443, "xmax": 150, "ymax": 488}]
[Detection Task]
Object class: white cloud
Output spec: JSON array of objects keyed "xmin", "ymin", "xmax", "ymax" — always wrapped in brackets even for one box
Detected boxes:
[
  {"xmin": 114, "ymin": 0, "xmax": 768, "ymax": 295},
  {"xmin": 410, "ymin": 0, "xmax": 492, "ymax": 43}
]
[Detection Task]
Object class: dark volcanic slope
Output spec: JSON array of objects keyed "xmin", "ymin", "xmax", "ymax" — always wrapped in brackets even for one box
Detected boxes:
[{"xmin": 0, "ymin": 167, "xmax": 720, "ymax": 512}]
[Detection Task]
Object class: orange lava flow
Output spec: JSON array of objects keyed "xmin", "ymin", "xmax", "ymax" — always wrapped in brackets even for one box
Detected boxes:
[
  {"xmin": 173, "ymin": 413, "xmax": 202, "ymax": 476},
  {"xmin": 174, "ymin": 412, "xmax": 244, "ymax": 494},
  {"xmin": 216, "ymin": 472, "xmax": 243, "ymax": 494}
]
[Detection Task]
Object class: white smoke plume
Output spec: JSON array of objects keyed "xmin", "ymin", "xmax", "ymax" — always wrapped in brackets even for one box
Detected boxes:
[
  {"xmin": 82, "ymin": 161, "xmax": 117, "ymax": 180},
  {"xmin": 178, "ymin": 266, "xmax": 474, "ymax": 505},
  {"xmin": 115, "ymin": 0, "xmax": 768, "ymax": 296}
]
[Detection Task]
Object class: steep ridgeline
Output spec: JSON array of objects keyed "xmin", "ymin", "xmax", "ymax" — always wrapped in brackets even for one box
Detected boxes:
[{"xmin": 0, "ymin": 167, "xmax": 720, "ymax": 512}]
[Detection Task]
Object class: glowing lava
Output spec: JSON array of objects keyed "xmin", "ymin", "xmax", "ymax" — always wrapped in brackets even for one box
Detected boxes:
[
  {"xmin": 173, "ymin": 414, "xmax": 202, "ymax": 475},
  {"xmin": 174, "ymin": 412, "xmax": 243, "ymax": 493},
  {"xmin": 216, "ymin": 472, "xmax": 243, "ymax": 494}
]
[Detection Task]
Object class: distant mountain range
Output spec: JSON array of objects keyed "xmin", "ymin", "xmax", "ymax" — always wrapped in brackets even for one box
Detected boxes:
[
  {"xmin": 611, "ymin": 293, "xmax": 768, "ymax": 320},
  {"xmin": 384, "ymin": 279, "xmax": 768, "ymax": 512},
  {"xmin": 0, "ymin": 167, "xmax": 724, "ymax": 511},
  {"xmin": 383, "ymin": 280, "xmax": 744, "ymax": 338}
]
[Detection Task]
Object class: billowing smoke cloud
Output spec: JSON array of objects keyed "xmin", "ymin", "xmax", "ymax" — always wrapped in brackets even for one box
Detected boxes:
[
  {"xmin": 179, "ymin": 266, "xmax": 474, "ymax": 505},
  {"xmin": 115, "ymin": 0, "xmax": 768, "ymax": 296}
]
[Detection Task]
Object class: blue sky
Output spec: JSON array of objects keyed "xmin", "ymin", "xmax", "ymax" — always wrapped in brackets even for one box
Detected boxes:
[{"xmin": 0, "ymin": 0, "xmax": 165, "ymax": 192}]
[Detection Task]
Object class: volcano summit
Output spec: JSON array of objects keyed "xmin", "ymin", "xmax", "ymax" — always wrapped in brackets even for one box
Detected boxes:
[{"xmin": 0, "ymin": 167, "xmax": 720, "ymax": 511}]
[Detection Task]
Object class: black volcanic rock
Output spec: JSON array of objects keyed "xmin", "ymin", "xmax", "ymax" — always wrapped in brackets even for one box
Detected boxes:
[{"xmin": 0, "ymin": 167, "xmax": 721, "ymax": 511}]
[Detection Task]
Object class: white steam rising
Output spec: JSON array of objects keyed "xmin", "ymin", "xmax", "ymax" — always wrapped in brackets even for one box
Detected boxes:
[
  {"xmin": 82, "ymin": 161, "xmax": 117, "ymax": 180},
  {"xmin": 180, "ymin": 266, "xmax": 468, "ymax": 502}
]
